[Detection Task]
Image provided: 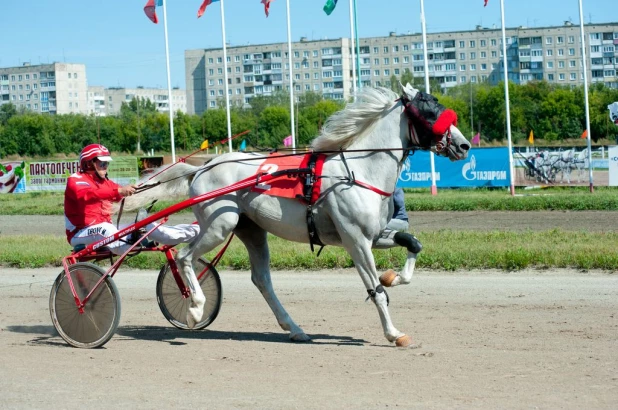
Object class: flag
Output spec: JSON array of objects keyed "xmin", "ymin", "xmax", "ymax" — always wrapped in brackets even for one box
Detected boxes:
[
  {"xmin": 198, "ymin": 0, "xmax": 220, "ymax": 18},
  {"xmin": 144, "ymin": 0, "xmax": 158, "ymax": 24},
  {"xmin": 323, "ymin": 0, "xmax": 338, "ymax": 15},
  {"xmin": 200, "ymin": 140, "xmax": 209, "ymax": 150},
  {"xmin": 261, "ymin": 0, "xmax": 273, "ymax": 17},
  {"xmin": 528, "ymin": 130, "xmax": 534, "ymax": 144},
  {"xmin": 484, "ymin": 0, "xmax": 489, "ymax": 6},
  {"xmin": 239, "ymin": 140, "xmax": 247, "ymax": 151},
  {"xmin": 609, "ymin": 102, "xmax": 618, "ymax": 125},
  {"xmin": 471, "ymin": 133, "xmax": 480, "ymax": 145},
  {"xmin": 581, "ymin": 129, "xmax": 588, "ymax": 139},
  {"xmin": 283, "ymin": 135, "xmax": 293, "ymax": 147}
]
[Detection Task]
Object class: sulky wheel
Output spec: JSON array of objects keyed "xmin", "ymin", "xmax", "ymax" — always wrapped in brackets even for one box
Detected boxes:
[
  {"xmin": 156, "ymin": 257, "xmax": 222, "ymax": 330},
  {"xmin": 49, "ymin": 262, "xmax": 121, "ymax": 348}
]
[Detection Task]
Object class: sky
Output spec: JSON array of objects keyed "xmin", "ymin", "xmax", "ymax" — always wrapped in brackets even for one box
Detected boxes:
[{"xmin": 1, "ymin": 0, "xmax": 614, "ymax": 89}]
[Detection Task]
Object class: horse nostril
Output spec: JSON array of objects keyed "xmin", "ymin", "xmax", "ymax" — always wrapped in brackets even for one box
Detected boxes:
[{"xmin": 461, "ymin": 143, "xmax": 470, "ymax": 151}]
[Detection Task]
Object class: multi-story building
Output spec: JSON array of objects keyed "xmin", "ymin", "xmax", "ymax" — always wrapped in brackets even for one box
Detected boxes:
[
  {"xmin": 0, "ymin": 62, "xmax": 88, "ymax": 114},
  {"xmin": 99, "ymin": 87, "xmax": 187, "ymax": 116},
  {"xmin": 185, "ymin": 22, "xmax": 618, "ymax": 115}
]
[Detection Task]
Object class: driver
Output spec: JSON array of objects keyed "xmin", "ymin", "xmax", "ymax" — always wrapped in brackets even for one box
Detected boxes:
[{"xmin": 64, "ymin": 144, "xmax": 199, "ymax": 254}]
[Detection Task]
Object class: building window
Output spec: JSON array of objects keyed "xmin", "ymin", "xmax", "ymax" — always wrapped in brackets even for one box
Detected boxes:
[
  {"xmin": 547, "ymin": 61, "xmax": 554, "ymax": 68},
  {"xmin": 18, "ymin": 75, "xmax": 22, "ymax": 81},
  {"xmin": 480, "ymin": 51, "xmax": 486, "ymax": 58},
  {"xmin": 469, "ymin": 40, "xmax": 476, "ymax": 48},
  {"xmin": 393, "ymin": 57, "xmax": 399, "ymax": 64},
  {"xmin": 383, "ymin": 46, "xmax": 388, "ymax": 53},
  {"xmin": 460, "ymin": 76, "xmax": 466, "ymax": 83},
  {"xmin": 470, "ymin": 64, "xmax": 476, "ymax": 71},
  {"xmin": 546, "ymin": 36, "xmax": 553, "ymax": 44},
  {"xmin": 217, "ymin": 57, "xmax": 222, "ymax": 63},
  {"xmin": 547, "ymin": 73, "xmax": 554, "ymax": 81},
  {"xmin": 383, "ymin": 58, "xmax": 389, "ymax": 64},
  {"xmin": 460, "ymin": 64, "xmax": 466, "ymax": 71},
  {"xmin": 210, "ymin": 90, "xmax": 215, "ymax": 96},
  {"xmin": 470, "ymin": 52, "xmax": 476, "ymax": 59},
  {"xmin": 491, "ymin": 51, "xmax": 497, "ymax": 58},
  {"xmin": 570, "ymin": 73, "xmax": 576, "ymax": 80},
  {"xmin": 403, "ymin": 56, "xmax": 409, "ymax": 63},
  {"xmin": 459, "ymin": 53, "xmax": 465, "ymax": 60},
  {"xmin": 558, "ymin": 49, "xmax": 564, "ymax": 56},
  {"xmin": 568, "ymin": 36, "xmax": 575, "ymax": 44},
  {"xmin": 480, "ymin": 40, "xmax": 486, "ymax": 47},
  {"xmin": 557, "ymin": 36, "xmax": 564, "ymax": 44},
  {"xmin": 459, "ymin": 41, "xmax": 465, "ymax": 48},
  {"xmin": 373, "ymin": 47, "xmax": 379, "ymax": 53},
  {"xmin": 208, "ymin": 58, "xmax": 214, "ymax": 63},
  {"xmin": 568, "ymin": 48, "xmax": 575, "ymax": 56},
  {"xmin": 559, "ymin": 73, "xmax": 565, "ymax": 80}
]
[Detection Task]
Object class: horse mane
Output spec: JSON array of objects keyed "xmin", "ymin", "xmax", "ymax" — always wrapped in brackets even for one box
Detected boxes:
[{"xmin": 311, "ymin": 87, "xmax": 399, "ymax": 151}]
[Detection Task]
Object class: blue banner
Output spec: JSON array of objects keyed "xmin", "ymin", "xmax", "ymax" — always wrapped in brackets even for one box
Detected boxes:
[{"xmin": 397, "ymin": 147, "xmax": 511, "ymax": 188}]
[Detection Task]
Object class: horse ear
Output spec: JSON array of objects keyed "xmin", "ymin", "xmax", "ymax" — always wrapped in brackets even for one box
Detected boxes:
[{"xmin": 400, "ymin": 82, "xmax": 417, "ymax": 99}]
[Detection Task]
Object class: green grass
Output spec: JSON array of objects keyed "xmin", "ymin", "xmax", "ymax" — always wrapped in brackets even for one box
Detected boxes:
[
  {"xmin": 2, "ymin": 230, "xmax": 618, "ymax": 271},
  {"xmin": 3, "ymin": 187, "xmax": 618, "ymax": 215}
]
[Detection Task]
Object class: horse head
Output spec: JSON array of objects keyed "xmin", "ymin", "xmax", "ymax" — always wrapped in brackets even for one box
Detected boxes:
[{"xmin": 399, "ymin": 82, "xmax": 470, "ymax": 162}]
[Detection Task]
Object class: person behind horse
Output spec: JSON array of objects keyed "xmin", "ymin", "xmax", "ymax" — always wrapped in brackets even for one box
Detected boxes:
[
  {"xmin": 373, "ymin": 187, "xmax": 422, "ymax": 253},
  {"xmin": 64, "ymin": 144, "xmax": 200, "ymax": 255}
]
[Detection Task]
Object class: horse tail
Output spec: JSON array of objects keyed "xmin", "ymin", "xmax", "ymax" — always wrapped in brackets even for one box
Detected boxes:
[{"xmin": 117, "ymin": 162, "xmax": 200, "ymax": 212}]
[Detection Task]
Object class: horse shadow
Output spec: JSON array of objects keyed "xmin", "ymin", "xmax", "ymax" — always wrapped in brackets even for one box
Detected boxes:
[{"xmin": 5, "ymin": 325, "xmax": 368, "ymax": 348}]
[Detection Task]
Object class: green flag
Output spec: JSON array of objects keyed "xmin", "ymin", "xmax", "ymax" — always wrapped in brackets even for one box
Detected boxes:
[{"xmin": 323, "ymin": 0, "xmax": 338, "ymax": 15}]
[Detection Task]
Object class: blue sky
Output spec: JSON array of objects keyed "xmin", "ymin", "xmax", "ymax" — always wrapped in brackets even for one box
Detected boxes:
[{"xmin": 1, "ymin": 0, "xmax": 613, "ymax": 89}]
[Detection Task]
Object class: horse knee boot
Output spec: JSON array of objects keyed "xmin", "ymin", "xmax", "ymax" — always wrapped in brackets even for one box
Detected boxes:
[{"xmin": 394, "ymin": 232, "xmax": 423, "ymax": 254}]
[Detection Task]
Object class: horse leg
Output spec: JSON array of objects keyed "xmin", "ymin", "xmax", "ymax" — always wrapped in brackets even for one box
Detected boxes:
[
  {"xmin": 374, "ymin": 230, "xmax": 422, "ymax": 287},
  {"xmin": 176, "ymin": 210, "xmax": 239, "ymax": 328},
  {"xmin": 234, "ymin": 216, "xmax": 310, "ymax": 342},
  {"xmin": 344, "ymin": 235, "xmax": 416, "ymax": 347}
]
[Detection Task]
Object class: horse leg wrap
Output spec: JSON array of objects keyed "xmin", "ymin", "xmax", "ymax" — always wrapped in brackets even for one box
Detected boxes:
[
  {"xmin": 394, "ymin": 232, "xmax": 423, "ymax": 253},
  {"xmin": 366, "ymin": 285, "xmax": 390, "ymax": 306}
]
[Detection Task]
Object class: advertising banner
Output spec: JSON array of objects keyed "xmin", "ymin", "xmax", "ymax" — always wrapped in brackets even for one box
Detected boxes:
[
  {"xmin": 0, "ymin": 161, "xmax": 26, "ymax": 194},
  {"xmin": 15, "ymin": 157, "xmax": 140, "ymax": 193},
  {"xmin": 608, "ymin": 146, "xmax": 618, "ymax": 186},
  {"xmin": 397, "ymin": 147, "xmax": 510, "ymax": 188}
]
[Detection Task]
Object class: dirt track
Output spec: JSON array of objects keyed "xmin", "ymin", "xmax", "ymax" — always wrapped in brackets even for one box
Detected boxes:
[
  {"xmin": 1, "ymin": 267, "xmax": 617, "ymax": 409},
  {"xmin": 1, "ymin": 212, "xmax": 617, "ymax": 408},
  {"xmin": 1, "ymin": 210, "xmax": 618, "ymax": 236}
]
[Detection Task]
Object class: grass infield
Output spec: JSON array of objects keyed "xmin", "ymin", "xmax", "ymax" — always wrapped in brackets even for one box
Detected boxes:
[
  {"xmin": 1, "ymin": 230, "xmax": 617, "ymax": 271},
  {"xmin": 1, "ymin": 188, "xmax": 617, "ymax": 270}
]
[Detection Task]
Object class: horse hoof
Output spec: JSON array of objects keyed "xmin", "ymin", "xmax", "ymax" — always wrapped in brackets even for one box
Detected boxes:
[
  {"xmin": 290, "ymin": 332, "xmax": 311, "ymax": 342},
  {"xmin": 380, "ymin": 270, "xmax": 398, "ymax": 287},
  {"xmin": 395, "ymin": 335, "xmax": 420, "ymax": 349}
]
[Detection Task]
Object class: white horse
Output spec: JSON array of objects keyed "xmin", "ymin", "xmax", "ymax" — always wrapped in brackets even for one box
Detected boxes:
[
  {"xmin": 123, "ymin": 85, "xmax": 470, "ymax": 347},
  {"xmin": 553, "ymin": 148, "xmax": 576, "ymax": 183},
  {"xmin": 574, "ymin": 148, "xmax": 590, "ymax": 183}
]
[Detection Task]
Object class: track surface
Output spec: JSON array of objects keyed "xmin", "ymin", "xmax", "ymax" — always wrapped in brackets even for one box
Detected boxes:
[{"xmin": 1, "ymin": 267, "xmax": 616, "ymax": 409}]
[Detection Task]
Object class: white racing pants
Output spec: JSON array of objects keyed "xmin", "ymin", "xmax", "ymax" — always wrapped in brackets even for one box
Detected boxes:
[{"xmin": 70, "ymin": 222, "xmax": 200, "ymax": 255}]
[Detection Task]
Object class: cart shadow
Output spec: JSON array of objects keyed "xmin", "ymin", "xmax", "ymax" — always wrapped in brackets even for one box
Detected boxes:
[
  {"xmin": 6, "ymin": 325, "xmax": 367, "ymax": 347},
  {"xmin": 116, "ymin": 325, "xmax": 368, "ymax": 346}
]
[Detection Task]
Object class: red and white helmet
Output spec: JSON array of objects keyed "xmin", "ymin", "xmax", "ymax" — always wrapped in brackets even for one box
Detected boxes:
[{"xmin": 79, "ymin": 144, "xmax": 113, "ymax": 171}]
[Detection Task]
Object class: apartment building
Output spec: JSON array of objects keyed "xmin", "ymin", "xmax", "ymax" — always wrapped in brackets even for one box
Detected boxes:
[
  {"xmin": 89, "ymin": 87, "xmax": 188, "ymax": 116},
  {"xmin": 0, "ymin": 62, "xmax": 88, "ymax": 114},
  {"xmin": 184, "ymin": 22, "xmax": 618, "ymax": 115}
]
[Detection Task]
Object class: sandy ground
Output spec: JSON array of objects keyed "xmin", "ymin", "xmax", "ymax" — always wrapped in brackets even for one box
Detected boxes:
[
  {"xmin": 1, "ymin": 210, "xmax": 618, "ymax": 237},
  {"xmin": 0, "ymin": 267, "xmax": 617, "ymax": 409}
]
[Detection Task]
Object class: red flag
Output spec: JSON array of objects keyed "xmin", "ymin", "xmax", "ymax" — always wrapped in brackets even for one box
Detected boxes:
[
  {"xmin": 144, "ymin": 0, "xmax": 158, "ymax": 24},
  {"xmin": 198, "ymin": 0, "xmax": 220, "ymax": 18},
  {"xmin": 484, "ymin": 0, "xmax": 489, "ymax": 6},
  {"xmin": 261, "ymin": 0, "xmax": 273, "ymax": 17},
  {"xmin": 581, "ymin": 129, "xmax": 588, "ymax": 139}
]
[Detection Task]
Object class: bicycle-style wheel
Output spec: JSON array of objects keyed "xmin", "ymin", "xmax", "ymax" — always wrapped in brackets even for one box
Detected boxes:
[
  {"xmin": 49, "ymin": 262, "xmax": 121, "ymax": 348},
  {"xmin": 156, "ymin": 257, "xmax": 222, "ymax": 330}
]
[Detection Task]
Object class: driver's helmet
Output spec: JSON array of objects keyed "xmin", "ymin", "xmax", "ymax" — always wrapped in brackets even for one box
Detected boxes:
[{"xmin": 79, "ymin": 144, "xmax": 113, "ymax": 171}]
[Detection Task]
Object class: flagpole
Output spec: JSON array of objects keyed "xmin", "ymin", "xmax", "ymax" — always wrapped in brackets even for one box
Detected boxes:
[
  {"xmin": 348, "ymin": 0, "xmax": 357, "ymax": 100},
  {"xmin": 420, "ymin": 0, "xmax": 437, "ymax": 196},
  {"xmin": 353, "ymin": 0, "xmax": 361, "ymax": 90},
  {"xmin": 499, "ymin": 0, "xmax": 515, "ymax": 196},
  {"xmin": 578, "ymin": 0, "xmax": 594, "ymax": 193},
  {"xmin": 219, "ymin": 0, "xmax": 233, "ymax": 153},
  {"xmin": 162, "ymin": 0, "xmax": 176, "ymax": 162},
  {"xmin": 286, "ymin": 0, "xmax": 296, "ymax": 152}
]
